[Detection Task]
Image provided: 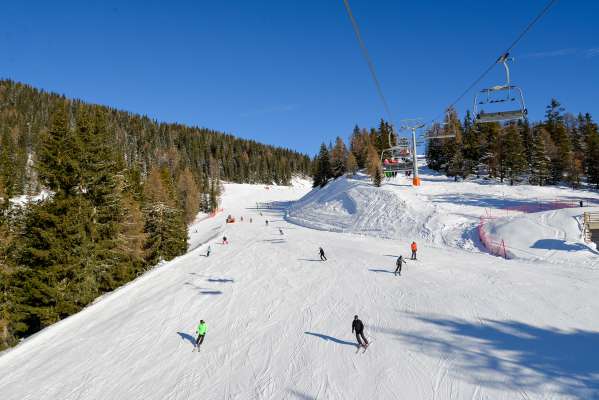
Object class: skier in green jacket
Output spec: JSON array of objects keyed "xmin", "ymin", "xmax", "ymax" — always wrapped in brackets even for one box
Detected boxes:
[{"xmin": 195, "ymin": 320, "xmax": 207, "ymax": 349}]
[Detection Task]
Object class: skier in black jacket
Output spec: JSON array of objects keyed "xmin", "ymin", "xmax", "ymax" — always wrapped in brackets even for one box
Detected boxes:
[
  {"xmin": 352, "ymin": 315, "xmax": 369, "ymax": 348},
  {"xmin": 395, "ymin": 255, "xmax": 406, "ymax": 276},
  {"xmin": 319, "ymin": 247, "xmax": 327, "ymax": 261}
]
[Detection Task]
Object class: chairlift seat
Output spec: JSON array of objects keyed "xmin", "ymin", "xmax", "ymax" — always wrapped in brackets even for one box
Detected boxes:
[{"xmin": 476, "ymin": 109, "xmax": 527, "ymax": 123}]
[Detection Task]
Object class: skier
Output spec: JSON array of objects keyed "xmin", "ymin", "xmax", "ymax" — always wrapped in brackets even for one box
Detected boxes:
[
  {"xmin": 410, "ymin": 241, "xmax": 418, "ymax": 260},
  {"xmin": 319, "ymin": 247, "xmax": 327, "ymax": 261},
  {"xmin": 352, "ymin": 315, "xmax": 369, "ymax": 348},
  {"xmin": 223, "ymin": 236, "xmax": 228, "ymax": 245},
  {"xmin": 194, "ymin": 320, "xmax": 207, "ymax": 351},
  {"xmin": 279, "ymin": 228, "xmax": 284, "ymax": 235},
  {"xmin": 206, "ymin": 245, "xmax": 211, "ymax": 257},
  {"xmin": 395, "ymin": 255, "xmax": 406, "ymax": 276}
]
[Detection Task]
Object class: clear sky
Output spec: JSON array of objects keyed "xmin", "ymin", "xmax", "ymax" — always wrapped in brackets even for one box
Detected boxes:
[{"xmin": 1, "ymin": 1, "xmax": 597, "ymax": 155}]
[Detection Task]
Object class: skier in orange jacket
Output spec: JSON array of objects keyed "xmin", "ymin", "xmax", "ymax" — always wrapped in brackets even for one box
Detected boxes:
[{"xmin": 410, "ymin": 241, "xmax": 418, "ymax": 260}]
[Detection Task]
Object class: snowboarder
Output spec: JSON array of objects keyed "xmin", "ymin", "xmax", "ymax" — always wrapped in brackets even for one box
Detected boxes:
[
  {"xmin": 206, "ymin": 245, "xmax": 211, "ymax": 257},
  {"xmin": 395, "ymin": 255, "xmax": 406, "ymax": 276},
  {"xmin": 410, "ymin": 241, "xmax": 418, "ymax": 260},
  {"xmin": 195, "ymin": 320, "xmax": 207, "ymax": 350},
  {"xmin": 223, "ymin": 236, "xmax": 228, "ymax": 245},
  {"xmin": 319, "ymin": 247, "xmax": 327, "ymax": 261},
  {"xmin": 352, "ymin": 315, "xmax": 369, "ymax": 348},
  {"xmin": 279, "ymin": 228, "xmax": 284, "ymax": 235}
]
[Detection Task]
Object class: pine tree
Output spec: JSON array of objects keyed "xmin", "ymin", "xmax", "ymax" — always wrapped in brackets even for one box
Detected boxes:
[
  {"xmin": 462, "ymin": 111, "xmax": 480, "ymax": 176},
  {"xmin": 530, "ymin": 127, "xmax": 551, "ymax": 186},
  {"xmin": 177, "ymin": 168, "xmax": 200, "ymax": 223},
  {"xmin": 0, "ymin": 129, "xmax": 15, "ymax": 210},
  {"xmin": 501, "ymin": 124, "xmax": 527, "ymax": 185},
  {"xmin": 330, "ymin": 136, "xmax": 348, "ymax": 178},
  {"xmin": 143, "ymin": 167, "xmax": 187, "ymax": 264},
  {"xmin": 582, "ymin": 113, "xmax": 599, "ymax": 187},
  {"xmin": 367, "ymin": 145, "xmax": 383, "ymax": 187},
  {"xmin": 345, "ymin": 152, "xmax": 358, "ymax": 176},
  {"xmin": 425, "ymin": 124, "xmax": 444, "ymax": 171},
  {"xmin": 313, "ymin": 143, "xmax": 332, "ymax": 188}
]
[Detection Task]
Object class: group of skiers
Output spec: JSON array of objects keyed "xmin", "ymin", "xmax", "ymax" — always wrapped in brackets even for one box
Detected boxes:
[
  {"xmin": 394, "ymin": 241, "xmax": 417, "ymax": 276},
  {"xmin": 194, "ymin": 211, "xmax": 420, "ymax": 350}
]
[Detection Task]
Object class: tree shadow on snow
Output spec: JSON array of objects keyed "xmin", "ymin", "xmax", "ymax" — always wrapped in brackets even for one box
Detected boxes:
[
  {"xmin": 304, "ymin": 332, "xmax": 357, "ymax": 347},
  {"xmin": 176, "ymin": 332, "xmax": 196, "ymax": 347},
  {"xmin": 368, "ymin": 268, "xmax": 395, "ymax": 274},
  {"xmin": 262, "ymin": 239, "xmax": 286, "ymax": 244},
  {"xmin": 373, "ymin": 314, "xmax": 599, "ymax": 398},
  {"xmin": 206, "ymin": 278, "xmax": 234, "ymax": 283},
  {"xmin": 531, "ymin": 239, "xmax": 599, "ymax": 255},
  {"xmin": 287, "ymin": 389, "xmax": 316, "ymax": 400}
]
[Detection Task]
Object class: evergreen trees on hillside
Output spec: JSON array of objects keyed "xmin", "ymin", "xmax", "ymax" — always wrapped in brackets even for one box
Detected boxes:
[
  {"xmin": 0, "ymin": 80, "xmax": 311, "ymax": 350},
  {"xmin": 425, "ymin": 100, "xmax": 599, "ymax": 188},
  {"xmin": 311, "ymin": 100, "xmax": 598, "ymax": 191}
]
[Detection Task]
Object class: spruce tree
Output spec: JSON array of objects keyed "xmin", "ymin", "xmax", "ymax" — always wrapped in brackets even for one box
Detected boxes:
[
  {"xmin": 501, "ymin": 125, "xmax": 527, "ymax": 185},
  {"xmin": 345, "ymin": 152, "xmax": 358, "ymax": 176},
  {"xmin": 313, "ymin": 143, "xmax": 332, "ymax": 188},
  {"xmin": 330, "ymin": 137, "xmax": 348, "ymax": 178},
  {"xmin": 582, "ymin": 113, "xmax": 599, "ymax": 187},
  {"xmin": 530, "ymin": 127, "xmax": 551, "ymax": 186},
  {"xmin": 367, "ymin": 145, "xmax": 383, "ymax": 187}
]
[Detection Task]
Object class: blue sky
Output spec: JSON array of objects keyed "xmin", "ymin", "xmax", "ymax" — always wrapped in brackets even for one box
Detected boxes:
[{"xmin": 1, "ymin": 1, "xmax": 597, "ymax": 155}]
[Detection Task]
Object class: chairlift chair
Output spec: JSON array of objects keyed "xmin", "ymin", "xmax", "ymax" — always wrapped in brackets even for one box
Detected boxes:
[
  {"xmin": 381, "ymin": 138, "xmax": 413, "ymax": 176},
  {"xmin": 423, "ymin": 118, "xmax": 457, "ymax": 140},
  {"xmin": 474, "ymin": 53, "xmax": 528, "ymax": 123}
]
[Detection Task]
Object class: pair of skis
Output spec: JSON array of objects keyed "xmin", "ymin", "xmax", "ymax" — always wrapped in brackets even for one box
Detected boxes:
[{"xmin": 356, "ymin": 343, "xmax": 369, "ymax": 354}]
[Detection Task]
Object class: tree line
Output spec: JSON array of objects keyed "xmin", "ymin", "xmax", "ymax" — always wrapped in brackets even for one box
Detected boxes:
[
  {"xmin": 426, "ymin": 99, "xmax": 599, "ymax": 187},
  {"xmin": 312, "ymin": 119, "xmax": 395, "ymax": 188},
  {"xmin": 0, "ymin": 80, "xmax": 311, "ymax": 350},
  {"xmin": 312, "ymin": 99, "xmax": 599, "ymax": 189}
]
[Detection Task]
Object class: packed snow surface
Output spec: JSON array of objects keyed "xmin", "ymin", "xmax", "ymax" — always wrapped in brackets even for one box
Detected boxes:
[{"xmin": 1, "ymin": 171, "xmax": 599, "ymax": 400}]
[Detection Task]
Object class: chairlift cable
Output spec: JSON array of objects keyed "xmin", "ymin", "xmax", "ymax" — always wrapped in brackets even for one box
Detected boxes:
[
  {"xmin": 342, "ymin": 0, "xmax": 395, "ymax": 127},
  {"xmin": 432, "ymin": 0, "xmax": 559, "ymax": 123}
]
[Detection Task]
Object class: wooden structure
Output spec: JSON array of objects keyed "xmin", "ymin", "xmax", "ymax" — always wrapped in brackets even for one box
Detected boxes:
[{"xmin": 583, "ymin": 212, "xmax": 599, "ymax": 245}]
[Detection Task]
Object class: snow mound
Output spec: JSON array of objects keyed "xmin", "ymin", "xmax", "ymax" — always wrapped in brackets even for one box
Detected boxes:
[
  {"xmin": 484, "ymin": 207, "xmax": 599, "ymax": 265},
  {"xmin": 287, "ymin": 175, "xmax": 430, "ymax": 240}
]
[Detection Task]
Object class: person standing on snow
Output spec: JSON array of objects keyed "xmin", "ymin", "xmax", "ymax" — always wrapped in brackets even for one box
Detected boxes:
[
  {"xmin": 265, "ymin": 219, "xmax": 269, "ymax": 226},
  {"xmin": 410, "ymin": 241, "xmax": 418, "ymax": 260},
  {"xmin": 279, "ymin": 228, "xmax": 284, "ymax": 235},
  {"xmin": 206, "ymin": 245, "xmax": 211, "ymax": 257},
  {"xmin": 195, "ymin": 320, "xmax": 207, "ymax": 350},
  {"xmin": 352, "ymin": 315, "xmax": 369, "ymax": 348},
  {"xmin": 395, "ymin": 255, "xmax": 406, "ymax": 276},
  {"xmin": 223, "ymin": 236, "xmax": 228, "ymax": 245},
  {"xmin": 319, "ymin": 247, "xmax": 327, "ymax": 261}
]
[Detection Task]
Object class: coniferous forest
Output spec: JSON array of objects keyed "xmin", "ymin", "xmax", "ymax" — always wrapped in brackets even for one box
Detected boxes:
[
  {"xmin": 0, "ymin": 80, "xmax": 311, "ymax": 350},
  {"xmin": 311, "ymin": 100, "xmax": 599, "ymax": 190}
]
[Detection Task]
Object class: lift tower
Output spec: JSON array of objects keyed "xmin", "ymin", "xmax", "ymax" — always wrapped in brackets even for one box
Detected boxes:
[{"xmin": 400, "ymin": 119, "xmax": 426, "ymax": 186}]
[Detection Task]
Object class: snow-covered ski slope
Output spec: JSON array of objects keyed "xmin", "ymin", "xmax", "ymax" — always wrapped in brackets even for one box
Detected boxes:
[
  {"xmin": 1, "ymin": 172, "xmax": 599, "ymax": 400},
  {"xmin": 289, "ymin": 169, "xmax": 599, "ymax": 266}
]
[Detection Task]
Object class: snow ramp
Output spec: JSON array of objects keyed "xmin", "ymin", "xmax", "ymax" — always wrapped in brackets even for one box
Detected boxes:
[
  {"xmin": 483, "ymin": 207, "xmax": 599, "ymax": 266},
  {"xmin": 287, "ymin": 175, "xmax": 434, "ymax": 241}
]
